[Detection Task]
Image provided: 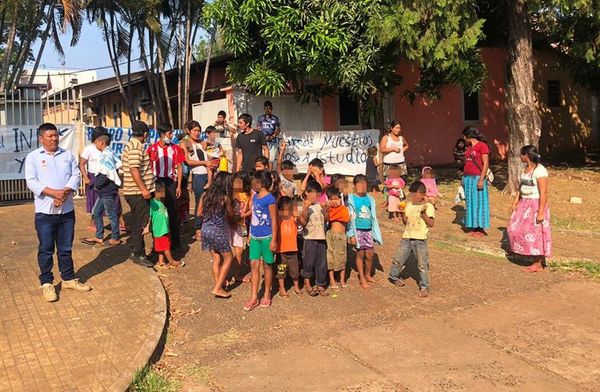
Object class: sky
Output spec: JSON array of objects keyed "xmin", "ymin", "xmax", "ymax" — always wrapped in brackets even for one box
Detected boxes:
[{"xmin": 28, "ymin": 21, "xmax": 144, "ymax": 80}]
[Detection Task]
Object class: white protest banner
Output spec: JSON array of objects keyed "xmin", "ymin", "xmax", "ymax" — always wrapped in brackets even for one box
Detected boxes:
[
  {"xmin": 84, "ymin": 126, "xmax": 160, "ymax": 159},
  {"xmin": 0, "ymin": 125, "xmax": 76, "ymax": 180},
  {"xmin": 278, "ymin": 129, "xmax": 379, "ymax": 175}
]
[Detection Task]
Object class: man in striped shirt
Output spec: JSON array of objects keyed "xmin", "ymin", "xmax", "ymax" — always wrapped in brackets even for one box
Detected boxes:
[
  {"xmin": 147, "ymin": 123, "xmax": 185, "ymax": 251},
  {"xmin": 122, "ymin": 121, "xmax": 155, "ymax": 267}
]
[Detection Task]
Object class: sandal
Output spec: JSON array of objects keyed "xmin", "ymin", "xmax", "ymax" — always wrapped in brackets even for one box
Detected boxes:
[
  {"xmin": 307, "ymin": 288, "xmax": 319, "ymax": 297},
  {"xmin": 243, "ymin": 299, "xmax": 259, "ymax": 312},
  {"xmin": 293, "ymin": 289, "xmax": 304, "ymax": 297},
  {"xmin": 81, "ymin": 238, "xmax": 103, "ymax": 246},
  {"xmin": 316, "ymin": 287, "xmax": 329, "ymax": 297},
  {"xmin": 329, "ymin": 284, "xmax": 340, "ymax": 290},
  {"xmin": 259, "ymin": 298, "xmax": 272, "ymax": 308},
  {"xmin": 242, "ymin": 273, "xmax": 252, "ymax": 283},
  {"xmin": 278, "ymin": 292, "xmax": 291, "ymax": 301},
  {"xmin": 154, "ymin": 263, "xmax": 169, "ymax": 271},
  {"xmin": 213, "ymin": 291, "xmax": 232, "ymax": 299},
  {"xmin": 169, "ymin": 260, "xmax": 185, "ymax": 269}
]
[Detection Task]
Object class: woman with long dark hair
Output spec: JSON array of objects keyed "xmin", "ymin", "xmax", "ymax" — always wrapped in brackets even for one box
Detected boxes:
[
  {"xmin": 462, "ymin": 126, "xmax": 490, "ymax": 236},
  {"xmin": 379, "ymin": 120, "xmax": 409, "ymax": 179},
  {"xmin": 507, "ymin": 145, "xmax": 552, "ymax": 272},
  {"xmin": 198, "ymin": 171, "xmax": 235, "ymax": 298}
]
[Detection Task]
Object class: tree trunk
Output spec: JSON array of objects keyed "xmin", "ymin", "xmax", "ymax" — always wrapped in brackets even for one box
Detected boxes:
[
  {"xmin": 28, "ymin": 4, "xmax": 55, "ymax": 84},
  {"xmin": 104, "ymin": 17, "xmax": 133, "ymax": 123},
  {"xmin": 182, "ymin": 3, "xmax": 193, "ymax": 125},
  {"xmin": 0, "ymin": 15, "xmax": 18, "ymax": 91},
  {"xmin": 157, "ymin": 32, "xmax": 174, "ymax": 126},
  {"xmin": 177, "ymin": 23, "xmax": 183, "ymax": 128},
  {"xmin": 199, "ymin": 26, "xmax": 215, "ymax": 104},
  {"xmin": 505, "ymin": 0, "xmax": 542, "ymax": 194},
  {"xmin": 149, "ymin": 34, "xmax": 164, "ymax": 124},
  {"xmin": 138, "ymin": 26, "xmax": 160, "ymax": 125}
]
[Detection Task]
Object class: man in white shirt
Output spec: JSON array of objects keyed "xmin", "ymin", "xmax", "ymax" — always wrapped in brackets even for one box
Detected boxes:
[{"xmin": 25, "ymin": 123, "xmax": 91, "ymax": 302}]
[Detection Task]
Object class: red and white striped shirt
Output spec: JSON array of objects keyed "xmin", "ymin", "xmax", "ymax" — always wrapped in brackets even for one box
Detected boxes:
[{"xmin": 147, "ymin": 142, "xmax": 185, "ymax": 179}]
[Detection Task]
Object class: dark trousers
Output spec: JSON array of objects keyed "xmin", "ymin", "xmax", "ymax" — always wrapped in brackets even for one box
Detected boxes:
[
  {"xmin": 156, "ymin": 177, "xmax": 180, "ymax": 248},
  {"xmin": 192, "ymin": 174, "xmax": 208, "ymax": 230},
  {"xmin": 125, "ymin": 195, "xmax": 150, "ymax": 257},
  {"xmin": 93, "ymin": 193, "xmax": 120, "ymax": 240},
  {"xmin": 301, "ymin": 239, "xmax": 328, "ymax": 287},
  {"xmin": 35, "ymin": 211, "xmax": 76, "ymax": 285}
]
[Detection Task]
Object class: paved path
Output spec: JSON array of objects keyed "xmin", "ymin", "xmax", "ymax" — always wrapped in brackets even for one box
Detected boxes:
[
  {"xmin": 211, "ymin": 280, "xmax": 600, "ymax": 391},
  {"xmin": 0, "ymin": 202, "xmax": 167, "ymax": 392}
]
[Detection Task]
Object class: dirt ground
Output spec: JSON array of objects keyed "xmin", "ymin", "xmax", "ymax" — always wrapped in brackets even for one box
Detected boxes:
[{"xmin": 151, "ymin": 167, "xmax": 600, "ymax": 391}]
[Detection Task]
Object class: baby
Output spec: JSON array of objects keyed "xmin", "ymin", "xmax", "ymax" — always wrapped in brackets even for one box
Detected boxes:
[
  {"xmin": 420, "ymin": 166, "xmax": 440, "ymax": 206},
  {"xmin": 384, "ymin": 164, "xmax": 406, "ymax": 220}
]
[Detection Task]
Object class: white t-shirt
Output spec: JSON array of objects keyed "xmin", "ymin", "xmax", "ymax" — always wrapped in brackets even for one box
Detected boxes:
[
  {"xmin": 189, "ymin": 141, "xmax": 208, "ymax": 175},
  {"xmin": 81, "ymin": 144, "xmax": 102, "ymax": 174},
  {"xmin": 382, "ymin": 135, "xmax": 405, "ymax": 164},
  {"xmin": 279, "ymin": 174, "xmax": 297, "ymax": 198},
  {"xmin": 520, "ymin": 164, "xmax": 548, "ymax": 199}
]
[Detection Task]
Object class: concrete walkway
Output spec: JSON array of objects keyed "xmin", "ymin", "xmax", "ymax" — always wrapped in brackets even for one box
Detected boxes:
[
  {"xmin": 211, "ymin": 280, "xmax": 600, "ymax": 391},
  {"xmin": 0, "ymin": 202, "xmax": 167, "ymax": 392}
]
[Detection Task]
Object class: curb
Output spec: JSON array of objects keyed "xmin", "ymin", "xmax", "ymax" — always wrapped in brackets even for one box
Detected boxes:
[{"xmin": 107, "ymin": 266, "xmax": 168, "ymax": 392}]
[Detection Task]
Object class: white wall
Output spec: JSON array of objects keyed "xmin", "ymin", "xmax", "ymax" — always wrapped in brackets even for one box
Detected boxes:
[
  {"xmin": 192, "ymin": 98, "xmax": 228, "ymax": 129},
  {"xmin": 233, "ymin": 88, "xmax": 323, "ymax": 131}
]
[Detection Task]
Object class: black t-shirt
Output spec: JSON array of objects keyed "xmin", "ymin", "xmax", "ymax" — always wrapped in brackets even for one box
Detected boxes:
[{"xmin": 236, "ymin": 129, "xmax": 266, "ymax": 172}]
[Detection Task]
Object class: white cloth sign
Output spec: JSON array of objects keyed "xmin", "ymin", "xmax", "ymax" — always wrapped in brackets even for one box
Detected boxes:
[
  {"xmin": 0, "ymin": 125, "xmax": 76, "ymax": 180},
  {"xmin": 278, "ymin": 129, "xmax": 379, "ymax": 175},
  {"xmin": 84, "ymin": 126, "xmax": 160, "ymax": 159}
]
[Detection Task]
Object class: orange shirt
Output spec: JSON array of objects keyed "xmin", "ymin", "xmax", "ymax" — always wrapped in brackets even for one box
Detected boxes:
[
  {"xmin": 329, "ymin": 205, "xmax": 350, "ymax": 224},
  {"xmin": 277, "ymin": 217, "xmax": 298, "ymax": 253}
]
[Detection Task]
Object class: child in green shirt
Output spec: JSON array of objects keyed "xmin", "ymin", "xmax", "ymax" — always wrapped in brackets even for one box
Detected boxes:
[{"xmin": 150, "ymin": 184, "xmax": 184, "ymax": 270}]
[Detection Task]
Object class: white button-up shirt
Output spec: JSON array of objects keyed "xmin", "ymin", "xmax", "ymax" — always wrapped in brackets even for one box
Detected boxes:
[{"xmin": 25, "ymin": 147, "xmax": 81, "ymax": 214}]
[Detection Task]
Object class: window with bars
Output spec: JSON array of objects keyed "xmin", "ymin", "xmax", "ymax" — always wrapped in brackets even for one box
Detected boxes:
[{"xmin": 547, "ymin": 80, "xmax": 561, "ymax": 107}]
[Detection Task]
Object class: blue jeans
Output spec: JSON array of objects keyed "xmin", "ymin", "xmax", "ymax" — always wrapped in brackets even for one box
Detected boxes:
[
  {"xmin": 192, "ymin": 174, "xmax": 208, "ymax": 230},
  {"xmin": 35, "ymin": 211, "xmax": 76, "ymax": 285},
  {"xmin": 388, "ymin": 239, "xmax": 430, "ymax": 289},
  {"xmin": 93, "ymin": 193, "xmax": 120, "ymax": 240}
]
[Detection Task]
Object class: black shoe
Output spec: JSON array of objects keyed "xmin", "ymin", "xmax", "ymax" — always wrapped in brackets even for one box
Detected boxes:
[{"xmin": 129, "ymin": 253, "xmax": 154, "ymax": 268}]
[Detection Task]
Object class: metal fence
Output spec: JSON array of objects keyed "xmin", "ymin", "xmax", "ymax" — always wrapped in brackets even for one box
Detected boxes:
[{"xmin": 1, "ymin": 86, "xmax": 84, "ymax": 202}]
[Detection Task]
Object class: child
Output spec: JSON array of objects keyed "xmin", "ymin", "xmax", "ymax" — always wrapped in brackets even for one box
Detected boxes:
[
  {"xmin": 82, "ymin": 133, "xmax": 122, "ymax": 246},
  {"xmin": 326, "ymin": 187, "xmax": 350, "ymax": 289},
  {"xmin": 203, "ymin": 126, "xmax": 223, "ymax": 189},
  {"xmin": 365, "ymin": 146, "xmax": 381, "ymax": 196},
  {"xmin": 198, "ymin": 171, "xmax": 236, "ymax": 297},
  {"xmin": 453, "ymin": 138, "xmax": 467, "ymax": 204},
  {"xmin": 276, "ymin": 196, "xmax": 302, "ymax": 298},
  {"xmin": 347, "ymin": 174, "xmax": 383, "ymax": 289},
  {"xmin": 420, "ymin": 166, "xmax": 440, "ymax": 205},
  {"xmin": 388, "ymin": 181, "xmax": 435, "ymax": 298},
  {"xmin": 277, "ymin": 141, "xmax": 298, "ymax": 198},
  {"xmin": 254, "ymin": 155, "xmax": 269, "ymax": 172},
  {"xmin": 150, "ymin": 184, "xmax": 184, "ymax": 270},
  {"xmin": 298, "ymin": 181, "xmax": 329, "ymax": 296},
  {"xmin": 300, "ymin": 158, "xmax": 330, "ymax": 195},
  {"xmin": 244, "ymin": 171, "xmax": 278, "ymax": 311},
  {"xmin": 384, "ymin": 164, "xmax": 406, "ymax": 219},
  {"xmin": 330, "ymin": 173, "xmax": 349, "ymax": 205},
  {"xmin": 231, "ymin": 172, "xmax": 251, "ymax": 282}
]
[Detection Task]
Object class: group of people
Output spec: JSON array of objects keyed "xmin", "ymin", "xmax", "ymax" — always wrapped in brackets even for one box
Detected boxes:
[{"xmin": 24, "ymin": 108, "xmax": 552, "ymax": 305}]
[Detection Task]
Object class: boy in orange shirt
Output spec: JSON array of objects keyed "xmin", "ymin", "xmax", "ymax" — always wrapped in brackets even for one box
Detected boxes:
[
  {"xmin": 326, "ymin": 187, "xmax": 350, "ymax": 289},
  {"xmin": 276, "ymin": 196, "xmax": 302, "ymax": 298}
]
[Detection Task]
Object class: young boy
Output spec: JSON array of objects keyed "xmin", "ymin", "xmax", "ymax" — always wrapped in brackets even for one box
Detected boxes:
[
  {"xmin": 254, "ymin": 155, "xmax": 269, "ymax": 172},
  {"xmin": 298, "ymin": 181, "xmax": 329, "ymax": 296},
  {"xmin": 82, "ymin": 133, "xmax": 122, "ymax": 246},
  {"xmin": 388, "ymin": 181, "xmax": 435, "ymax": 298},
  {"xmin": 277, "ymin": 141, "xmax": 297, "ymax": 198},
  {"xmin": 347, "ymin": 174, "xmax": 383, "ymax": 289},
  {"xmin": 276, "ymin": 196, "xmax": 302, "ymax": 298},
  {"xmin": 203, "ymin": 126, "xmax": 223, "ymax": 189},
  {"xmin": 326, "ymin": 187, "xmax": 350, "ymax": 289},
  {"xmin": 150, "ymin": 184, "xmax": 184, "ymax": 270}
]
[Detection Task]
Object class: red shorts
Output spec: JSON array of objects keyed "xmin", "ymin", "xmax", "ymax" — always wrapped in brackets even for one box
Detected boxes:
[{"xmin": 154, "ymin": 234, "xmax": 171, "ymax": 252}]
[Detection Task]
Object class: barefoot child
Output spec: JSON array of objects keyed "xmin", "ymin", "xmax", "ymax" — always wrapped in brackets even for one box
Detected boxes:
[
  {"xmin": 365, "ymin": 146, "xmax": 381, "ymax": 196},
  {"xmin": 388, "ymin": 181, "xmax": 434, "ymax": 298},
  {"xmin": 298, "ymin": 181, "xmax": 329, "ymax": 296},
  {"xmin": 420, "ymin": 166, "xmax": 440, "ymax": 205},
  {"xmin": 244, "ymin": 171, "xmax": 278, "ymax": 311},
  {"xmin": 347, "ymin": 174, "xmax": 383, "ymax": 289},
  {"xmin": 384, "ymin": 164, "xmax": 406, "ymax": 220},
  {"xmin": 276, "ymin": 196, "xmax": 302, "ymax": 298},
  {"xmin": 277, "ymin": 141, "xmax": 298, "ymax": 198},
  {"xmin": 231, "ymin": 172, "xmax": 251, "ymax": 282},
  {"xmin": 326, "ymin": 187, "xmax": 350, "ymax": 289},
  {"xmin": 150, "ymin": 184, "xmax": 184, "ymax": 270}
]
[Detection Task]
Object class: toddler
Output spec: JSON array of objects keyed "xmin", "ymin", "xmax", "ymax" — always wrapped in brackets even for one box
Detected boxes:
[
  {"xmin": 384, "ymin": 164, "xmax": 406, "ymax": 219},
  {"xmin": 325, "ymin": 187, "xmax": 350, "ymax": 289},
  {"xmin": 420, "ymin": 166, "xmax": 440, "ymax": 205},
  {"xmin": 276, "ymin": 196, "xmax": 302, "ymax": 298},
  {"xmin": 150, "ymin": 184, "xmax": 184, "ymax": 270}
]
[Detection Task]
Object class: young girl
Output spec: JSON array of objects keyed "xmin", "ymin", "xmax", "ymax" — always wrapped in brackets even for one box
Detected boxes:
[
  {"xmin": 198, "ymin": 172, "xmax": 235, "ymax": 298},
  {"xmin": 365, "ymin": 146, "xmax": 381, "ymax": 196},
  {"xmin": 347, "ymin": 174, "xmax": 383, "ymax": 289},
  {"xmin": 244, "ymin": 171, "xmax": 278, "ymax": 311},
  {"xmin": 231, "ymin": 172, "xmax": 251, "ymax": 283},
  {"xmin": 300, "ymin": 158, "xmax": 331, "ymax": 202},
  {"xmin": 384, "ymin": 165, "xmax": 406, "ymax": 219},
  {"xmin": 420, "ymin": 166, "xmax": 440, "ymax": 205},
  {"xmin": 276, "ymin": 196, "xmax": 302, "ymax": 298},
  {"xmin": 462, "ymin": 126, "xmax": 491, "ymax": 236}
]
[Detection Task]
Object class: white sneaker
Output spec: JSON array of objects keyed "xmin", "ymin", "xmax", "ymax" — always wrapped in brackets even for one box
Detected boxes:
[
  {"xmin": 42, "ymin": 283, "xmax": 58, "ymax": 302},
  {"xmin": 62, "ymin": 279, "xmax": 91, "ymax": 292}
]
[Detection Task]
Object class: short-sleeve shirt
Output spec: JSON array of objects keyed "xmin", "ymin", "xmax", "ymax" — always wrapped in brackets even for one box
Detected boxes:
[
  {"xmin": 150, "ymin": 199, "xmax": 170, "ymax": 237},
  {"xmin": 236, "ymin": 129, "xmax": 267, "ymax": 172},
  {"xmin": 256, "ymin": 114, "xmax": 281, "ymax": 138},
  {"xmin": 520, "ymin": 164, "xmax": 548, "ymax": 199},
  {"xmin": 250, "ymin": 193, "xmax": 276, "ymax": 238},
  {"xmin": 81, "ymin": 144, "xmax": 102, "ymax": 174},
  {"xmin": 279, "ymin": 174, "xmax": 297, "ymax": 198},
  {"xmin": 122, "ymin": 138, "xmax": 155, "ymax": 195},
  {"xmin": 303, "ymin": 204, "xmax": 326, "ymax": 240},
  {"xmin": 329, "ymin": 205, "xmax": 350, "ymax": 224},
  {"xmin": 277, "ymin": 217, "xmax": 298, "ymax": 253},
  {"xmin": 463, "ymin": 142, "xmax": 490, "ymax": 176},
  {"xmin": 402, "ymin": 202, "xmax": 435, "ymax": 240},
  {"xmin": 353, "ymin": 195, "xmax": 373, "ymax": 230},
  {"xmin": 147, "ymin": 142, "xmax": 185, "ymax": 179}
]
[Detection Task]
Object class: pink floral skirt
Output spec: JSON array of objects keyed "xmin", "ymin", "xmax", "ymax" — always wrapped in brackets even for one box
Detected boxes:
[{"xmin": 507, "ymin": 198, "xmax": 552, "ymax": 257}]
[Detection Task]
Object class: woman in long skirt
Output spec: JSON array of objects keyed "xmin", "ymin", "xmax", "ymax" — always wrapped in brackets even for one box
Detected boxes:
[
  {"xmin": 507, "ymin": 145, "xmax": 552, "ymax": 272},
  {"xmin": 462, "ymin": 126, "xmax": 491, "ymax": 236}
]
